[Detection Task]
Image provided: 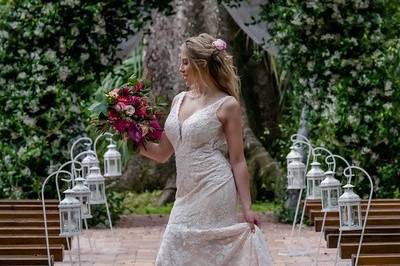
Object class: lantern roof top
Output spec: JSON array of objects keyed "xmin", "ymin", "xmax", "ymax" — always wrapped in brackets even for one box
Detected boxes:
[
  {"xmin": 86, "ymin": 166, "xmax": 105, "ymax": 182},
  {"xmin": 338, "ymin": 183, "xmax": 361, "ymax": 203},
  {"xmin": 320, "ymin": 172, "xmax": 341, "ymax": 188},
  {"xmin": 286, "ymin": 146, "xmax": 302, "ymax": 160},
  {"xmin": 306, "ymin": 161, "xmax": 325, "ymax": 178},
  {"xmin": 59, "ymin": 189, "xmax": 81, "ymax": 207}
]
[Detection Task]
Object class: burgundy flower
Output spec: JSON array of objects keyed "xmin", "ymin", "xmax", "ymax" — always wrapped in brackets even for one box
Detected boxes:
[
  {"xmin": 136, "ymin": 106, "xmax": 148, "ymax": 118},
  {"xmin": 148, "ymin": 119, "xmax": 163, "ymax": 140},
  {"xmin": 108, "ymin": 109, "xmax": 120, "ymax": 121},
  {"xmin": 134, "ymin": 81, "xmax": 145, "ymax": 92},
  {"xmin": 113, "ymin": 119, "xmax": 131, "ymax": 133},
  {"xmin": 128, "ymin": 122, "xmax": 143, "ymax": 145},
  {"xmin": 117, "ymin": 95, "xmax": 137, "ymax": 105},
  {"xmin": 118, "ymin": 86, "xmax": 131, "ymax": 96}
]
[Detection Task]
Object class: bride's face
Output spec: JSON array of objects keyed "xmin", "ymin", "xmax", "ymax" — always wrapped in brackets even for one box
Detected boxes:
[{"xmin": 179, "ymin": 48, "xmax": 195, "ymax": 87}]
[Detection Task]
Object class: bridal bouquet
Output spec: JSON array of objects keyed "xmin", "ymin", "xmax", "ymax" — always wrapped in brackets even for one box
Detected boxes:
[{"xmin": 90, "ymin": 75, "xmax": 165, "ymax": 148}]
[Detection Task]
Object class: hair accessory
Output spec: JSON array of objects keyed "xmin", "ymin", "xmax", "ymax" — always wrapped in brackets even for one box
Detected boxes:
[{"xmin": 212, "ymin": 39, "xmax": 227, "ymax": 51}]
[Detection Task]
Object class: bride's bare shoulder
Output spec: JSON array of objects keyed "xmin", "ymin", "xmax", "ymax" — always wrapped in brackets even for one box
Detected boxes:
[{"xmin": 217, "ymin": 96, "xmax": 240, "ymax": 123}]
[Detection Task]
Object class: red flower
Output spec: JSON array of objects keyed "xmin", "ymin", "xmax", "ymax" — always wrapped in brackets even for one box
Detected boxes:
[
  {"xmin": 108, "ymin": 109, "xmax": 120, "ymax": 121},
  {"xmin": 136, "ymin": 106, "xmax": 148, "ymax": 118},
  {"xmin": 117, "ymin": 95, "xmax": 137, "ymax": 105},
  {"xmin": 118, "ymin": 86, "xmax": 131, "ymax": 96},
  {"xmin": 134, "ymin": 81, "xmax": 145, "ymax": 92},
  {"xmin": 113, "ymin": 119, "xmax": 131, "ymax": 133},
  {"xmin": 148, "ymin": 119, "xmax": 163, "ymax": 140}
]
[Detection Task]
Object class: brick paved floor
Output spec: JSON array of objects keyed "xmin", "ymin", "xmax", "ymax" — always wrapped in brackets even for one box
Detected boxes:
[{"xmin": 56, "ymin": 214, "xmax": 351, "ymax": 266}]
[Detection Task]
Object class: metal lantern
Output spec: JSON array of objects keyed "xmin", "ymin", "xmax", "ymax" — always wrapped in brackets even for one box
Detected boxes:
[
  {"xmin": 71, "ymin": 177, "xmax": 92, "ymax": 219},
  {"xmin": 319, "ymin": 170, "xmax": 341, "ymax": 212},
  {"xmin": 103, "ymin": 142, "xmax": 122, "ymax": 177},
  {"xmin": 59, "ymin": 189, "xmax": 82, "ymax": 237},
  {"xmin": 81, "ymin": 153, "xmax": 99, "ymax": 178},
  {"xmin": 287, "ymin": 157, "xmax": 306, "ymax": 189},
  {"xmin": 338, "ymin": 184, "xmax": 362, "ymax": 231},
  {"xmin": 306, "ymin": 161, "xmax": 325, "ymax": 199},
  {"xmin": 85, "ymin": 166, "xmax": 106, "ymax": 204},
  {"xmin": 286, "ymin": 145, "xmax": 303, "ymax": 166}
]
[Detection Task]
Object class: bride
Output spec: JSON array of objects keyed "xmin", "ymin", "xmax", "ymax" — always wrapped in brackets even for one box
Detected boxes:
[{"xmin": 139, "ymin": 33, "xmax": 271, "ymax": 265}]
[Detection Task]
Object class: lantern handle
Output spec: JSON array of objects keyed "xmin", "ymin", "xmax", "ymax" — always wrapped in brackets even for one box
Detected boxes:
[
  {"xmin": 93, "ymin": 132, "xmax": 114, "ymax": 157},
  {"xmin": 290, "ymin": 133, "xmax": 310, "ymax": 143},
  {"xmin": 70, "ymin": 137, "xmax": 93, "ymax": 163},
  {"xmin": 57, "ymin": 159, "xmax": 84, "ymax": 188},
  {"xmin": 311, "ymin": 146, "xmax": 335, "ymax": 170},
  {"xmin": 325, "ymin": 154, "xmax": 353, "ymax": 183},
  {"xmin": 343, "ymin": 166, "xmax": 374, "ymax": 266}
]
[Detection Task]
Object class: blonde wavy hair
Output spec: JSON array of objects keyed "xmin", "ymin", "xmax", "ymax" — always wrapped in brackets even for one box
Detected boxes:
[{"xmin": 183, "ymin": 33, "xmax": 241, "ymax": 101}]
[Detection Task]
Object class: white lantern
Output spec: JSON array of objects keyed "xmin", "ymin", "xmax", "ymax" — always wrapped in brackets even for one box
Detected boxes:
[
  {"xmin": 286, "ymin": 145, "xmax": 303, "ymax": 166},
  {"xmin": 306, "ymin": 161, "xmax": 325, "ymax": 199},
  {"xmin": 59, "ymin": 189, "xmax": 81, "ymax": 237},
  {"xmin": 81, "ymin": 153, "xmax": 99, "ymax": 178},
  {"xmin": 287, "ymin": 157, "xmax": 306, "ymax": 189},
  {"xmin": 338, "ymin": 184, "xmax": 362, "ymax": 231},
  {"xmin": 71, "ymin": 177, "xmax": 92, "ymax": 219},
  {"xmin": 85, "ymin": 166, "xmax": 106, "ymax": 204},
  {"xmin": 319, "ymin": 170, "xmax": 341, "ymax": 212},
  {"xmin": 103, "ymin": 143, "xmax": 122, "ymax": 177}
]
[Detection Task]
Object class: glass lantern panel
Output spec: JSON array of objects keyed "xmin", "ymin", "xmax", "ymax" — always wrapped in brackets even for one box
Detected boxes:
[
  {"xmin": 340, "ymin": 205, "xmax": 348, "ymax": 226},
  {"xmin": 61, "ymin": 211, "xmax": 69, "ymax": 233},
  {"xmin": 70, "ymin": 210, "xmax": 80, "ymax": 233},
  {"xmin": 330, "ymin": 189, "xmax": 339, "ymax": 208},
  {"xmin": 104, "ymin": 161, "xmax": 108, "ymax": 174},
  {"xmin": 293, "ymin": 169, "xmax": 303, "ymax": 187},
  {"xmin": 98, "ymin": 183, "xmax": 105, "ymax": 200},
  {"xmin": 287, "ymin": 176, "xmax": 293, "ymax": 187},
  {"xmin": 314, "ymin": 179, "xmax": 322, "ymax": 197},
  {"xmin": 83, "ymin": 166, "xmax": 89, "ymax": 178},
  {"xmin": 322, "ymin": 189, "xmax": 329, "ymax": 210},
  {"xmin": 307, "ymin": 179, "xmax": 313, "ymax": 196},
  {"xmin": 89, "ymin": 184, "xmax": 97, "ymax": 199}
]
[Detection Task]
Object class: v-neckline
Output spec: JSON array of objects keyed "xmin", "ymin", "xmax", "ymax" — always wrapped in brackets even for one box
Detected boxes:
[{"xmin": 177, "ymin": 91, "xmax": 230, "ymax": 126}]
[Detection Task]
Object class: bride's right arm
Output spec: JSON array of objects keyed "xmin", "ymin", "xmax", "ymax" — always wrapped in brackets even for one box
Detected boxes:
[{"xmin": 138, "ymin": 131, "xmax": 174, "ymax": 163}]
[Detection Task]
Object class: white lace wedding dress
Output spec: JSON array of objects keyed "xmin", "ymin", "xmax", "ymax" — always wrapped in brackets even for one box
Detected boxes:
[{"xmin": 156, "ymin": 91, "xmax": 272, "ymax": 266}]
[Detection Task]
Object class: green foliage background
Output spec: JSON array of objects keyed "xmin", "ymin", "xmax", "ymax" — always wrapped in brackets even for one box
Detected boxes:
[
  {"xmin": 260, "ymin": 0, "xmax": 400, "ymax": 197},
  {"xmin": 0, "ymin": 0, "xmax": 173, "ymax": 199}
]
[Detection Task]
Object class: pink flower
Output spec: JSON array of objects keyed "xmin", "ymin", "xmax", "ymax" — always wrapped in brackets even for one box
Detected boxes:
[
  {"xmin": 212, "ymin": 39, "xmax": 227, "ymax": 51},
  {"xmin": 108, "ymin": 88, "xmax": 119, "ymax": 98},
  {"xmin": 125, "ymin": 105, "xmax": 136, "ymax": 115},
  {"xmin": 114, "ymin": 102, "xmax": 127, "ymax": 112}
]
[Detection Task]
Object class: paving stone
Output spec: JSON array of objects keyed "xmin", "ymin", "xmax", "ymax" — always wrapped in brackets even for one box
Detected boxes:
[{"xmin": 55, "ymin": 214, "xmax": 349, "ymax": 265}]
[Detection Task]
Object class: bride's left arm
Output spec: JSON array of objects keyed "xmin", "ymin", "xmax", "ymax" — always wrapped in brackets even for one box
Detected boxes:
[{"xmin": 219, "ymin": 98, "xmax": 259, "ymax": 231}]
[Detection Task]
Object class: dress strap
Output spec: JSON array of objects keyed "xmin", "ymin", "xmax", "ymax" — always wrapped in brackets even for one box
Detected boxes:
[{"xmin": 213, "ymin": 95, "xmax": 234, "ymax": 113}]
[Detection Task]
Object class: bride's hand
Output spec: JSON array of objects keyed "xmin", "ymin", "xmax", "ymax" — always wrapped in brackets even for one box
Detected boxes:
[{"xmin": 243, "ymin": 209, "xmax": 259, "ymax": 233}]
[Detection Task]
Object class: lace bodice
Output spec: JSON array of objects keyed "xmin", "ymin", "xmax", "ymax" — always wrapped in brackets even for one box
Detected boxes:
[{"xmin": 164, "ymin": 91, "xmax": 232, "ymax": 156}]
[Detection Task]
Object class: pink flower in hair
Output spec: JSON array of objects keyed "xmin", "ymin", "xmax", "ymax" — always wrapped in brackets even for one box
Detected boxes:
[{"xmin": 212, "ymin": 39, "xmax": 227, "ymax": 51}]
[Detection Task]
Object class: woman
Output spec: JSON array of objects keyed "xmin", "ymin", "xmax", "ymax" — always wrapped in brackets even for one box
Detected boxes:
[{"xmin": 139, "ymin": 33, "xmax": 271, "ymax": 265}]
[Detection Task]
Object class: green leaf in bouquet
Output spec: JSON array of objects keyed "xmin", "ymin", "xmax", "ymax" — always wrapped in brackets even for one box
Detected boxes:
[
  {"xmin": 155, "ymin": 95, "xmax": 169, "ymax": 107},
  {"xmin": 142, "ymin": 79, "xmax": 152, "ymax": 87},
  {"xmin": 89, "ymin": 102, "xmax": 108, "ymax": 115},
  {"xmin": 128, "ymin": 74, "xmax": 138, "ymax": 86}
]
